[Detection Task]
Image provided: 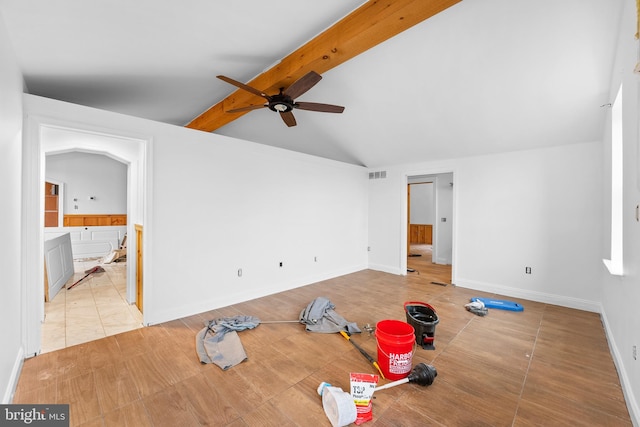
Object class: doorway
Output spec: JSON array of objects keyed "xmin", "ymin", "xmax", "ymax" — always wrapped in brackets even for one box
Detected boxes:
[
  {"xmin": 23, "ymin": 117, "xmax": 148, "ymax": 356},
  {"xmin": 405, "ymin": 172, "xmax": 454, "ymax": 278},
  {"xmin": 42, "ymin": 151, "xmax": 140, "ymax": 352}
]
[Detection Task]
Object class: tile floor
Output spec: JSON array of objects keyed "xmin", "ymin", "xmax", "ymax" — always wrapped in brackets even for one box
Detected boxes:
[{"xmin": 41, "ymin": 258, "xmax": 143, "ymax": 353}]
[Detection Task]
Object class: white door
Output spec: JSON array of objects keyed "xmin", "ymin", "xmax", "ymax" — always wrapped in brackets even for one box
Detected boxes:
[{"xmin": 44, "ymin": 233, "xmax": 74, "ymax": 301}]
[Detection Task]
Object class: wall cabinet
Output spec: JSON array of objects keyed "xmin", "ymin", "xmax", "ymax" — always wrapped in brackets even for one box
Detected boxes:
[{"xmin": 63, "ymin": 214, "xmax": 127, "ymax": 226}]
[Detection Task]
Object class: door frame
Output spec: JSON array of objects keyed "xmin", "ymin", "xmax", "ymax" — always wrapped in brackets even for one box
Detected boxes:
[
  {"xmin": 401, "ymin": 169, "xmax": 457, "ymax": 281},
  {"xmin": 22, "ymin": 114, "xmax": 150, "ymax": 356}
]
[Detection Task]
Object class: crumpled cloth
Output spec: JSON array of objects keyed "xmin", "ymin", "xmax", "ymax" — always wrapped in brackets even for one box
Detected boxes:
[
  {"xmin": 299, "ymin": 297, "xmax": 361, "ymax": 334},
  {"xmin": 196, "ymin": 315, "xmax": 260, "ymax": 370},
  {"xmin": 465, "ymin": 300, "xmax": 488, "ymax": 317},
  {"xmin": 196, "ymin": 298, "xmax": 360, "ymax": 369}
]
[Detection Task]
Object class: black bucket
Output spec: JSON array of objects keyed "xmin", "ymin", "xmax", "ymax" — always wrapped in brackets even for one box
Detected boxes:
[{"xmin": 404, "ymin": 301, "xmax": 439, "ymax": 350}]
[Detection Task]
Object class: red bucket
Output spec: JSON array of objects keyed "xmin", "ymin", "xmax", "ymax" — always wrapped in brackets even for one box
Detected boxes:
[{"xmin": 375, "ymin": 320, "xmax": 415, "ymax": 380}]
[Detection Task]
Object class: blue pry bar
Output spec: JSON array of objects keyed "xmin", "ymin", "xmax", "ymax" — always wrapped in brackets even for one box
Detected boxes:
[{"xmin": 471, "ymin": 297, "xmax": 524, "ymax": 312}]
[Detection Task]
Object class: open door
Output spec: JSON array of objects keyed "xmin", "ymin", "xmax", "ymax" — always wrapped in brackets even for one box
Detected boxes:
[
  {"xmin": 43, "ymin": 233, "xmax": 73, "ymax": 302},
  {"xmin": 407, "ymin": 184, "xmax": 411, "ymax": 256},
  {"xmin": 44, "ymin": 182, "xmax": 59, "ymax": 227},
  {"xmin": 135, "ymin": 224, "xmax": 143, "ymax": 313}
]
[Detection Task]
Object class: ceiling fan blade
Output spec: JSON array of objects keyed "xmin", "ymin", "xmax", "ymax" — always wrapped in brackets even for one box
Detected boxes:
[
  {"xmin": 226, "ymin": 104, "xmax": 267, "ymax": 113},
  {"xmin": 295, "ymin": 102, "xmax": 345, "ymax": 113},
  {"xmin": 280, "ymin": 111, "xmax": 297, "ymax": 127},
  {"xmin": 283, "ymin": 71, "xmax": 322, "ymax": 99},
  {"xmin": 217, "ymin": 75, "xmax": 270, "ymax": 100}
]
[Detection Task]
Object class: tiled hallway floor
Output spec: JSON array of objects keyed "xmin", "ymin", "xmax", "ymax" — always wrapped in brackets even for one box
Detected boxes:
[{"xmin": 41, "ymin": 258, "xmax": 143, "ymax": 353}]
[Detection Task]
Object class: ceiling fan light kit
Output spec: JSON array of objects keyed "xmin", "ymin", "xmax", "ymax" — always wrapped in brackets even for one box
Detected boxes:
[{"xmin": 217, "ymin": 71, "xmax": 344, "ymax": 127}]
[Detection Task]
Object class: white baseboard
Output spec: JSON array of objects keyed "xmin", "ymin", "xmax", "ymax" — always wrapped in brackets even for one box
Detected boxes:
[
  {"xmin": 600, "ymin": 309, "xmax": 640, "ymax": 427},
  {"xmin": 454, "ymin": 277, "xmax": 601, "ymax": 312},
  {"xmin": 2, "ymin": 346, "xmax": 24, "ymax": 404},
  {"xmin": 368, "ymin": 263, "xmax": 403, "ymax": 275}
]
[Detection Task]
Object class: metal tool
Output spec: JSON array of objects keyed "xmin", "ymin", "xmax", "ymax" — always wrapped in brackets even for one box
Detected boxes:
[
  {"xmin": 67, "ymin": 265, "xmax": 105, "ymax": 290},
  {"xmin": 339, "ymin": 330, "xmax": 385, "ymax": 379},
  {"xmin": 258, "ymin": 320, "xmax": 301, "ymax": 324}
]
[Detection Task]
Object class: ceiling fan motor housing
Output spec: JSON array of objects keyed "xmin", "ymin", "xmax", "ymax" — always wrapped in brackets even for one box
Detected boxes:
[{"xmin": 268, "ymin": 92, "xmax": 294, "ymax": 112}]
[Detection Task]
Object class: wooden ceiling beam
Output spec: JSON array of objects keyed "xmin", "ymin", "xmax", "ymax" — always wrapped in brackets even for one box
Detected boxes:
[{"xmin": 186, "ymin": 0, "xmax": 462, "ymax": 132}]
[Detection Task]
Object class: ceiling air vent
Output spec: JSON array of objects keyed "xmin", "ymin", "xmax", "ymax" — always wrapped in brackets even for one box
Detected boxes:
[{"xmin": 369, "ymin": 171, "xmax": 387, "ymax": 179}]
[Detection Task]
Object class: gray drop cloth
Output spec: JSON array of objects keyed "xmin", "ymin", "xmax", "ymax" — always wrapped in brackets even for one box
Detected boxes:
[
  {"xmin": 196, "ymin": 315, "xmax": 260, "ymax": 370},
  {"xmin": 299, "ymin": 296, "xmax": 361, "ymax": 334},
  {"xmin": 196, "ymin": 298, "xmax": 359, "ymax": 370}
]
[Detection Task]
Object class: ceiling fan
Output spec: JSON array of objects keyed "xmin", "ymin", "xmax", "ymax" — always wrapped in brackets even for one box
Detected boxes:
[{"xmin": 216, "ymin": 71, "xmax": 345, "ymax": 127}]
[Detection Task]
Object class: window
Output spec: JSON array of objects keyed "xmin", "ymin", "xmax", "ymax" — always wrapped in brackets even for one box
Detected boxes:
[{"xmin": 603, "ymin": 85, "xmax": 623, "ymax": 276}]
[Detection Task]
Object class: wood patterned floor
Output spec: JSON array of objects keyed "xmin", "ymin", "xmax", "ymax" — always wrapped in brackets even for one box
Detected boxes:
[{"xmin": 13, "ymin": 245, "xmax": 632, "ymax": 426}]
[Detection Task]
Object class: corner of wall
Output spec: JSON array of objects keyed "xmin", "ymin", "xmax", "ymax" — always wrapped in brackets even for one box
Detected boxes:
[
  {"xmin": 600, "ymin": 307, "xmax": 640, "ymax": 426},
  {"xmin": 2, "ymin": 346, "xmax": 24, "ymax": 404}
]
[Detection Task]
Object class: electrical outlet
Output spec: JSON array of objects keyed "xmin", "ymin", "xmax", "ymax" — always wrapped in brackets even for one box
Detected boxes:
[
  {"xmin": 314, "ymin": 256, "xmax": 317, "ymax": 262},
  {"xmin": 633, "ymin": 345, "xmax": 637, "ymax": 361},
  {"xmin": 525, "ymin": 267, "xmax": 532, "ymax": 274},
  {"xmin": 279, "ymin": 262, "xmax": 283, "ymax": 267},
  {"xmin": 237, "ymin": 268, "xmax": 242, "ymax": 277}
]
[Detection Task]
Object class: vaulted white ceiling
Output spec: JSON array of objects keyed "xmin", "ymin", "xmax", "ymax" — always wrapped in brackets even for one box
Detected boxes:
[{"xmin": 0, "ymin": 0, "xmax": 624, "ymax": 167}]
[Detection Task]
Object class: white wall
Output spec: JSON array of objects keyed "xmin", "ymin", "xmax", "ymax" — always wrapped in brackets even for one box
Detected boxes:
[
  {"xmin": 433, "ymin": 173, "xmax": 453, "ymax": 265},
  {"xmin": 368, "ymin": 172, "xmax": 406, "ymax": 274},
  {"xmin": 23, "ymin": 95, "xmax": 369, "ymax": 330},
  {"xmin": 46, "ymin": 152, "xmax": 127, "ymax": 215},
  {"xmin": 409, "ymin": 183, "xmax": 433, "ymax": 224},
  {"xmin": 0, "ymin": 10, "xmax": 25, "ymax": 403},
  {"xmin": 455, "ymin": 144, "xmax": 603, "ymax": 306},
  {"xmin": 368, "ymin": 140, "xmax": 603, "ymax": 309},
  {"xmin": 599, "ymin": 0, "xmax": 640, "ymax": 422}
]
